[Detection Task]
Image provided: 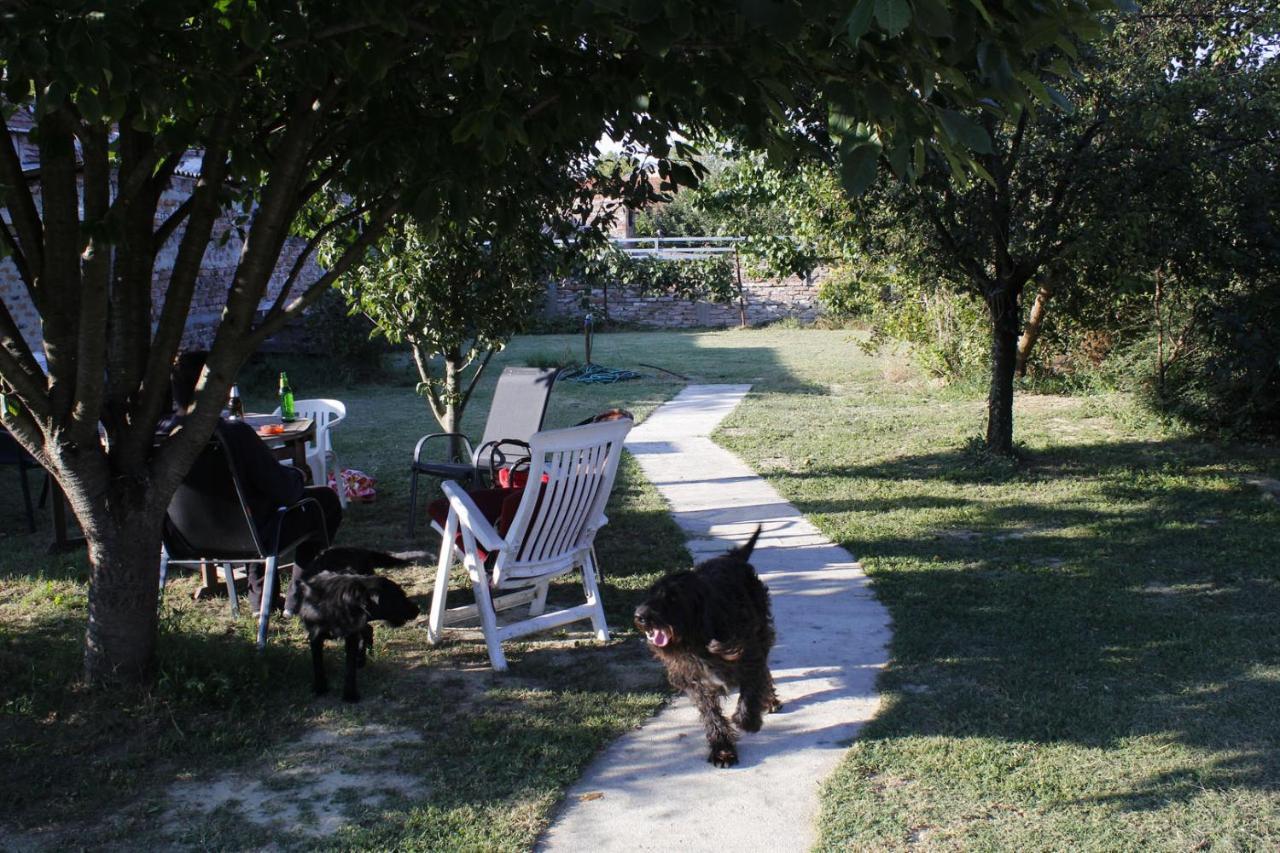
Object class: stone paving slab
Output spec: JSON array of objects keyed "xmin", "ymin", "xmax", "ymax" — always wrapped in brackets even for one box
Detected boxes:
[{"xmin": 539, "ymin": 385, "xmax": 891, "ymax": 853}]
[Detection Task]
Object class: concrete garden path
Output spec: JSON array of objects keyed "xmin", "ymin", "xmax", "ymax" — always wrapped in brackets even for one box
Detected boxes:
[{"xmin": 539, "ymin": 385, "xmax": 892, "ymax": 852}]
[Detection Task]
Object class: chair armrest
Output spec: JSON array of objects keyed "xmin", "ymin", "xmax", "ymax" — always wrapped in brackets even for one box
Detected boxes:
[
  {"xmin": 413, "ymin": 432, "xmax": 476, "ymax": 466},
  {"xmin": 440, "ymin": 480, "xmax": 505, "ymax": 552},
  {"xmin": 269, "ymin": 496, "xmax": 330, "ymax": 557}
]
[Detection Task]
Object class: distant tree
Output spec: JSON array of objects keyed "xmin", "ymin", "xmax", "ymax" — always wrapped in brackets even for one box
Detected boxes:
[{"xmin": 336, "ymin": 194, "xmax": 565, "ymax": 446}]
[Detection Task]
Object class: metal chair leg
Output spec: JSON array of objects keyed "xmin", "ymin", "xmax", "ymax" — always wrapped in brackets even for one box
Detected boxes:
[
  {"xmin": 257, "ymin": 556, "xmax": 276, "ymax": 650},
  {"xmin": 157, "ymin": 548, "xmax": 170, "ymax": 607},
  {"xmin": 225, "ymin": 563, "xmax": 240, "ymax": 618},
  {"xmin": 407, "ymin": 467, "xmax": 421, "ymax": 537}
]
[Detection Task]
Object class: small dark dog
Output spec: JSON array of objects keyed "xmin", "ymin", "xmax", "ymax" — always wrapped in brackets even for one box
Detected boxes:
[
  {"xmin": 283, "ymin": 546, "xmax": 409, "ymax": 617},
  {"xmin": 634, "ymin": 526, "xmax": 781, "ymax": 768},
  {"xmin": 290, "ymin": 547, "xmax": 419, "ymax": 702}
]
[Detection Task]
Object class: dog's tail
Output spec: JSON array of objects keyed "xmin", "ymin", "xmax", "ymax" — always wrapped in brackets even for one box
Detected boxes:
[
  {"xmin": 728, "ymin": 525, "xmax": 763, "ymax": 562},
  {"xmin": 364, "ymin": 550, "xmax": 411, "ymax": 568}
]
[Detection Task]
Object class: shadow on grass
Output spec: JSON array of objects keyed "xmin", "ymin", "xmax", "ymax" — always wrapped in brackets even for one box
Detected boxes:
[{"xmin": 774, "ymin": 438, "xmax": 1280, "ymax": 810}]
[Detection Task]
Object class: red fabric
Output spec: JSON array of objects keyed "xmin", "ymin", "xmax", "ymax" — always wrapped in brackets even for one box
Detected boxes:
[
  {"xmin": 496, "ymin": 467, "xmax": 528, "ymax": 489},
  {"xmin": 427, "ymin": 487, "xmax": 525, "ymax": 561},
  {"xmin": 427, "ymin": 475, "xmax": 553, "ymax": 562}
]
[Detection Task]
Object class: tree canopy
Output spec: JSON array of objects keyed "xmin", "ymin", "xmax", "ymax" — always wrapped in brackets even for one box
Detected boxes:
[{"xmin": 0, "ymin": 0, "xmax": 1130, "ymax": 682}]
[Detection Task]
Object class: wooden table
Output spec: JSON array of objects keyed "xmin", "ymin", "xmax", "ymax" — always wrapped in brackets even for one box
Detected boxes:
[{"xmin": 244, "ymin": 414, "xmax": 316, "ymax": 482}]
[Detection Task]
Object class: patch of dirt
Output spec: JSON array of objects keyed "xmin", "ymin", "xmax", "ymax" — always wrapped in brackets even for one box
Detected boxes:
[
  {"xmin": 162, "ymin": 724, "xmax": 427, "ymax": 842},
  {"xmin": 1244, "ymin": 476, "xmax": 1280, "ymax": 504},
  {"xmin": 755, "ymin": 455, "xmax": 807, "ymax": 473}
]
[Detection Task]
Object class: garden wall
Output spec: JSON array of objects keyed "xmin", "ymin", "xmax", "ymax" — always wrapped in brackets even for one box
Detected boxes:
[
  {"xmin": 0, "ymin": 163, "xmax": 322, "ymax": 357},
  {"xmin": 547, "ymin": 270, "xmax": 826, "ymax": 328}
]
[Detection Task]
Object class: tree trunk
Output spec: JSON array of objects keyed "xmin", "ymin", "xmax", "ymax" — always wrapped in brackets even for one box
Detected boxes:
[
  {"xmin": 985, "ymin": 284, "xmax": 1022, "ymax": 455},
  {"xmin": 442, "ymin": 355, "xmax": 465, "ymax": 461},
  {"xmin": 83, "ymin": 507, "xmax": 165, "ymax": 685},
  {"xmin": 1015, "ymin": 281, "xmax": 1054, "ymax": 377}
]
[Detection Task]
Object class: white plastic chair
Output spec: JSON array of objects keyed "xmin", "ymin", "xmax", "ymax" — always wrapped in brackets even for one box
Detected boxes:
[
  {"xmin": 427, "ymin": 418, "xmax": 633, "ymax": 670},
  {"xmin": 273, "ymin": 398, "xmax": 347, "ymax": 506}
]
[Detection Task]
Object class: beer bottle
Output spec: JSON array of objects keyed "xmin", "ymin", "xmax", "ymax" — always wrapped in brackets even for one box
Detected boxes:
[
  {"xmin": 227, "ymin": 384, "xmax": 244, "ymax": 420},
  {"xmin": 279, "ymin": 372, "xmax": 296, "ymax": 421}
]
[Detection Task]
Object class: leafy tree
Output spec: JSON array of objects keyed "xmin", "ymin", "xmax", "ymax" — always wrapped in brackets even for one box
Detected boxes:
[
  {"xmin": 1057, "ymin": 2, "xmax": 1280, "ymax": 433},
  {"xmin": 0, "ymin": 0, "xmax": 1127, "ymax": 683},
  {"xmin": 336, "ymin": 199, "xmax": 562, "ymax": 448}
]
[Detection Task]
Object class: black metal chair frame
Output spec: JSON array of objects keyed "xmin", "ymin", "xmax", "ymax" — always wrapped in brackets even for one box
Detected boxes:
[
  {"xmin": 158, "ymin": 434, "xmax": 330, "ymax": 649},
  {"xmin": 407, "ymin": 367, "xmax": 559, "ymax": 536}
]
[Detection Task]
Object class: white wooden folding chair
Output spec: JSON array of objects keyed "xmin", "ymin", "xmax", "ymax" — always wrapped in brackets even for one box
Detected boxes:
[{"xmin": 427, "ymin": 418, "xmax": 632, "ymax": 670}]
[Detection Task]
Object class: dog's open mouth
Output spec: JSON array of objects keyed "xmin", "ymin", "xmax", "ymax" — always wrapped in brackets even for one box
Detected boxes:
[{"xmin": 646, "ymin": 628, "xmax": 671, "ymax": 648}]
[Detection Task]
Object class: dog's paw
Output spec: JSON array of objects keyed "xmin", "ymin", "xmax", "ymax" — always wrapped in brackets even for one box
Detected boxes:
[
  {"xmin": 767, "ymin": 695, "xmax": 783, "ymax": 714},
  {"xmin": 707, "ymin": 742, "xmax": 738, "ymax": 768},
  {"xmin": 342, "ymin": 689, "xmax": 361, "ymax": 703}
]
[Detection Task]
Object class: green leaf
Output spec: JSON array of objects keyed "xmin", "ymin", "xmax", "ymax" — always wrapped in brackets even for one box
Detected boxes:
[
  {"xmin": 913, "ymin": 0, "xmax": 952, "ymax": 37},
  {"xmin": 966, "ymin": 0, "xmax": 994, "ymax": 27},
  {"xmin": 490, "ymin": 10, "xmax": 516, "ymax": 41},
  {"xmin": 241, "ymin": 14, "xmax": 269, "ymax": 50},
  {"xmin": 839, "ymin": 141, "xmax": 881, "ymax": 197},
  {"xmin": 846, "ymin": 0, "xmax": 875, "ymax": 44},
  {"xmin": 1046, "ymin": 85, "xmax": 1074, "ymax": 114},
  {"xmin": 874, "ymin": 0, "xmax": 911, "ymax": 37},
  {"xmin": 885, "ymin": 139, "xmax": 911, "ymax": 179},
  {"xmin": 665, "ymin": 1, "xmax": 694, "ymax": 37},
  {"xmin": 938, "ymin": 109, "xmax": 992, "ymax": 154}
]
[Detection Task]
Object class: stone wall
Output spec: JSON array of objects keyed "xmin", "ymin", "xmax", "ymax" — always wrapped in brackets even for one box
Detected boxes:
[
  {"xmin": 548, "ymin": 270, "xmax": 826, "ymax": 328},
  {"xmin": 0, "ymin": 172, "xmax": 323, "ymax": 355}
]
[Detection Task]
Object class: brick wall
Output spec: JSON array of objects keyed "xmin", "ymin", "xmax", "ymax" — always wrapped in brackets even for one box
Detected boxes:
[
  {"xmin": 0, "ymin": 172, "xmax": 323, "ymax": 355},
  {"xmin": 548, "ymin": 269, "xmax": 827, "ymax": 328}
]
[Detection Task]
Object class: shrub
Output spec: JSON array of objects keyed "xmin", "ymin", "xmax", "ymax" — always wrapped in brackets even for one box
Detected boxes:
[
  {"xmin": 1156, "ymin": 281, "xmax": 1280, "ymax": 438},
  {"xmin": 299, "ymin": 287, "xmax": 390, "ymax": 381}
]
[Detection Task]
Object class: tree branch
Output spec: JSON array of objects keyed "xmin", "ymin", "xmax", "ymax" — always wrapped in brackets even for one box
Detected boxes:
[
  {"xmin": 36, "ymin": 106, "xmax": 83, "ymax": 421},
  {"xmin": 0, "ymin": 217, "xmax": 32, "ymax": 291},
  {"xmin": 123, "ymin": 116, "xmax": 235, "ymax": 465},
  {"xmin": 1027, "ymin": 115, "xmax": 1107, "ymax": 252},
  {"xmin": 71, "ymin": 123, "xmax": 113, "ymax": 447},
  {"xmin": 920, "ymin": 194, "xmax": 992, "ymax": 292},
  {"xmin": 0, "ymin": 116, "xmax": 44, "ymax": 286},
  {"xmin": 459, "ymin": 347, "xmax": 496, "ymax": 412},
  {"xmin": 152, "ymin": 194, "xmax": 196, "ymax": 251},
  {"xmin": 247, "ymin": 201, "xmax": 397, "ymax": 346},
  {"xmin": 410, "ymin": 339, "xmax": 447, "ymax": 423},
  {"xmin": 209, "ymin": 87, "xmax": 338, "ymax": 356},
  {"xmin": 267, "ymin": 202, "xmax": 372, "ymax": 313},
  {"xmin": 0, "ymin": 342, "xmax": 51, "ymax": 418},
  {"xmin": 0, "ymin": 294, "xmax": 44, "ymax": 380}
]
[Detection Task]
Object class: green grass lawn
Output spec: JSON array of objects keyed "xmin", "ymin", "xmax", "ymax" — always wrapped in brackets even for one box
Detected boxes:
[{"xmin": 2, "ymin": 328, "xmax": 1278, "ymax": 850}]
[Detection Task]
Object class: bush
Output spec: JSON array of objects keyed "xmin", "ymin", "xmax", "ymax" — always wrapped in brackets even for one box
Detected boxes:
[
  {"xmin": 299, "ymin": 287, "xmax": 391, "ymax": 381},
  {"xmin": 1156, "ymin": 282, "xmax": 1280, "ymax": 438},
  {"xmin": 861, "ymin": 277, "xmax": 988, "ymax": 381}
]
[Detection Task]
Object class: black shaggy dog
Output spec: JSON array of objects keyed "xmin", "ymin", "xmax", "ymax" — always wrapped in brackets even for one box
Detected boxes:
[
  {"xmin": 283, "ymin": 546, "xmax": 409, "ymax": 617},
  {"xmin": 288, "ymin": 547, "xmax": 419, "ymax": 702},
  {"xmin": 634, "ymin": 526, "xmax": 781, "ymax": 768}
]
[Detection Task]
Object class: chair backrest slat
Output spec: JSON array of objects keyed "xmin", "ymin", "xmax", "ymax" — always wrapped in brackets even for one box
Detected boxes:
[{"xmin": 495, "ymin": 419, "xmax": 631, "ymax": 584}]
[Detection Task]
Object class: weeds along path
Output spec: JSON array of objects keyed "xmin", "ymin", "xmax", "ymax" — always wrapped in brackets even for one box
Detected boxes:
[{"xmin": 539, "ymin": 385, "xmax": 891, "ymax": 852}]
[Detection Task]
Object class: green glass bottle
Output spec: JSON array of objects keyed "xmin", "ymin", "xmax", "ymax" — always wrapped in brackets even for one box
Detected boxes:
[{"xmin": 278, "ymin": 371, "xmax": 296, "ymax": 422}]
